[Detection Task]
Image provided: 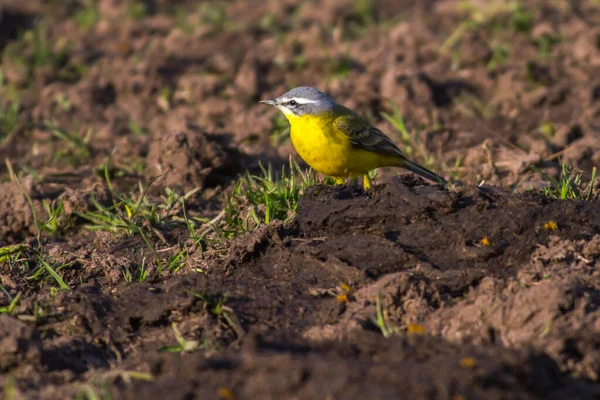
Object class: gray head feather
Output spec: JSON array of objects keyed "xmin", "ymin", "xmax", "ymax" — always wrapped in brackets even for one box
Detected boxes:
[{"xmin": 275, "ymin": 86, "xmax": 336, "ymax": 115}]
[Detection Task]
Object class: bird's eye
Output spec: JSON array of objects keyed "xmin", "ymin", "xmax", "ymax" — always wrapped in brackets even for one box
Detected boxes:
[{"xmin": 289, "ymin": 100, "xmax": 297, "ymax": 107}]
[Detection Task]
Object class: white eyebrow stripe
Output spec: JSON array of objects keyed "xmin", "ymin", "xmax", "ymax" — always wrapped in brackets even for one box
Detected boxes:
[{"xmin": 287, "ymin": 97, "xmax": 319, "ymax": 104}]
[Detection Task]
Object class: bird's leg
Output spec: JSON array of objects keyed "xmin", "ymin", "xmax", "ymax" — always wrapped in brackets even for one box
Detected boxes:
[
  {"xmin": 363, "ymin": 174, "xmax": 372, "ymax": 189},
  {"xmin": 363, "ymin": 174, "xmax": 375, "ymax": 197}
]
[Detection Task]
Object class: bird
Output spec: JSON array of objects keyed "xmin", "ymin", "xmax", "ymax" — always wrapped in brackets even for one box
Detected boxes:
[{"xmin": 259, "ymin": 86, "xmax": 446, "ymax": 190}]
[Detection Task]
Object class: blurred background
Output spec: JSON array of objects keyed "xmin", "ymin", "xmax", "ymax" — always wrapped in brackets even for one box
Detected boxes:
[{"xmin": 0, "ymin": 0, "xmax": 599, "ymax": 193}]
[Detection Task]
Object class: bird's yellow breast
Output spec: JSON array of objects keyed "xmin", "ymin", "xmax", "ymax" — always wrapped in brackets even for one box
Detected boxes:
[
  {"xmin": 285, "ymin": 111, "xmax": 393, "ymax": 178},
  {"xmin": 286, "ymin": 112, "xmax": 352, "ymax": 177}
]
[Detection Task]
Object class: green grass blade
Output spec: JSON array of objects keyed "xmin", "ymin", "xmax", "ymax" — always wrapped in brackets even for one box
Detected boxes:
[
  {"xmin": 0, "ymin": 244, "xmax": 30, "ymax": 263},
  {"xmin": 530, "ymin": 165, "xmax": 561, "ymax": 189},
  {"xmin": 135, "ymin": 227, "xmax": 162, "ymax": 271},
  {"xmin": 37, "ymin": 256, "xmax": 69, "ymax": 290},
  {"xmin": 586, "ymin": 167, "xmax": 597, "ymax": 201},
  {"xmin": 131, "ymin": 168, "xmax": 173, "ymax": 217},
  {"xmin": 0, "ymin": 292, "xmax": 21, "ymax": 314}
]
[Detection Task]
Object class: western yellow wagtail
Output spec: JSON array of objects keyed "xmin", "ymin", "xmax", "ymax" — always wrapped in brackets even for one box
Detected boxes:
[{"xmin": 260, "ymin": 86, "xmax": 446, "ymax": 190}]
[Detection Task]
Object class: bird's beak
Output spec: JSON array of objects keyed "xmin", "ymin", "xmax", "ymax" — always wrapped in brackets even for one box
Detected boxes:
[{"xmin": 259, "ymin": 99, "xmax": 276, "ymax": 106}]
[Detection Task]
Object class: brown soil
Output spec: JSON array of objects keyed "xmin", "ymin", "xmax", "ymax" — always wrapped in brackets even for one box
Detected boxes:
[{"xmin": 1, "ymin": 0, "xmax": 600, "ymax": 399}]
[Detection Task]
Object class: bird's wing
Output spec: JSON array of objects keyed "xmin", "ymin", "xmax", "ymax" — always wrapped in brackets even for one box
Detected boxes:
[
  {"xmin": 334, "ymin": 108, "xmax": 447, "ymax": 184},
  {"xmin": 334, "ymin": 112, "xmax": 406, "ymax": 159}
]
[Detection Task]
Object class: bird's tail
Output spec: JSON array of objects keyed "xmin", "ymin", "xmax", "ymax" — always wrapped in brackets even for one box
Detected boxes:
[{"xmin": 402, "ymin": 159, "xmax": 447, "ymax": 186}]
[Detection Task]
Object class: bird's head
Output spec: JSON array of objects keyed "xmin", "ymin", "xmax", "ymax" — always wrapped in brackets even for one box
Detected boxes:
[{"xmin": 259, "ymin": 86, "xmax": 335, "ymax": 119}]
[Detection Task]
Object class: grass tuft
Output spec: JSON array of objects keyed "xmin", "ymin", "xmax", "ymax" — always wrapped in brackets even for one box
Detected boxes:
[
  {"xmin": 198, "ymin": 2, "xmax": 231, "ymax": 35},
  {"xmin": 535, "ymin": 33, "xmax": 562, "ymax": 60},
  {"xmin": 73, "ymin": 0, "xmax": 100, "ymax": 30},
  {"xmin": 487, "ymin": 43, "xmax": 510, "ymax": 71},
  {"xmin": 34, "ymin": 256, "xmax": 70, "ymax": 291},
  {"xmin": 0, "ymin": 244, "xmax": 30, "ymax": 264},
  {"xmin": 1, "ymin": 22, "xmax": 72, "ymax": 77},
  {"xmin": 45, "ymin": 120, "xmax": 93, "ymax": 165},
  {"xmin": 41, "ymin": 199, "xmax": 66, "ymax": 236},
  {"xmin": 207, "ymin": 157, "xmax": 316, "ymax": 241},
  {"xmin": 74, "ymin": 156, "xmax": 180, "ymax": 272},
  {"xmin": 441, "ymin": 0, "xmax": 533, "ymax": 52},
  {"xmin": 372, "ymin": 293, "xmax": 399, "ymax": 338},
  {"xmin": 127, "ymin": 1, "xmax": 149, "ymax": 20},
  {"xmin": 187, "ymin": 290, "xmax": 241, "ymax": 336},
  {"xmin": 530, "ymin": 161, "xmax": 597, "ymax": 200},
  {"xmin": 158, "ymin": 322, "xmax": 200, "ymax": 353}
]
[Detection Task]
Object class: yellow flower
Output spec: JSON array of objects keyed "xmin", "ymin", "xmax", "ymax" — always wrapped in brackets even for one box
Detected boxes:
[
  {"xmin": 480, "ymin": 237, "xmax": 491, "ymax": 246},
  {"xmin": 340, "ymin": 282, "xmax": 352, "ymax": 293},
  {"xmin": 217, "ymin": 388, "xmax": 234, "ymax": 399},
  {"xmin": 459, "ymin": 357, "xmax": 477, "ymax": 368},
  {"xmin": 407, "ymin": 324, "xmax": 426, "ymax": 335},
  {"xmin": 544, "ymin": 221, "xmax": 558, "ymax": 231},
  {"xmin": 336, "ymin": 294, "xmax": 348, "ymax": 303}
]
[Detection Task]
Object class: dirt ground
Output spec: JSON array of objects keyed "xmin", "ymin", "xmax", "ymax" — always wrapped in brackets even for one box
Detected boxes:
[{"xmin": 1, "ymin": 0, "xmax": 600, "ymax": 399}]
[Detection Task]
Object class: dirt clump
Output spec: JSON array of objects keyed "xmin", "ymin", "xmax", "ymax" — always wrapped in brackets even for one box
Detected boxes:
[
  {"xmin": 0, "ymin": 315, "xmax": 40, "ymax": 372},
  {"xmin": 146, "ymin": 126, "xmax": 244, "ymax": 192},
  {"xmin": 0, "ymin": 180, "xmax": 39, "ymax": 242}
]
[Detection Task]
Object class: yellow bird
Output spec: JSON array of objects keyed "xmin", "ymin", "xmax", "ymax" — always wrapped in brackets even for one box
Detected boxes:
[{"xmin": 260, "ymin": 86, "xmax": 446, "ymax": 189}]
